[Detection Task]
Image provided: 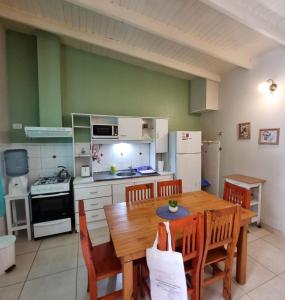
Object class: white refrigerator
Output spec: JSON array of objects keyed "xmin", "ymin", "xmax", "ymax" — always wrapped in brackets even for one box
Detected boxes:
[{"xmin": 169, "ymin": 131, "xmax": 201, "ymax": 192}]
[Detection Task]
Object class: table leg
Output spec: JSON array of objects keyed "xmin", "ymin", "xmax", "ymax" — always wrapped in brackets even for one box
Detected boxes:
[
  {"xmin": 123, "ymin": 260, "xmax": 133, "ymax": 300},
  {"xmin": 236, "ymin": 224, "xmax": 248, "ymax": 284}
]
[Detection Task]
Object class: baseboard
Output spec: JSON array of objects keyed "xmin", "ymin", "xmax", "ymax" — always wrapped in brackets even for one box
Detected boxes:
[{"xmin": 259, "ymin": 222, "xmax": 285, "ymax": 236}]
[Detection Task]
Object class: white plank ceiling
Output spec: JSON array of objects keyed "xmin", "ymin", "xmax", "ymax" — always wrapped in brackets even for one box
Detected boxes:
[{"xmin": 0, "ymin": 0, "xmax": 282, "ymax": 81}]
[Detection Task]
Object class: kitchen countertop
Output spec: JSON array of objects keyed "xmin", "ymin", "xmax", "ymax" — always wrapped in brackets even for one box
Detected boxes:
[
  {"xmin": 73, "ymin": 171, "xmax": 173, "ymax": 185},
  {"xmin": 93, "ymin": 170, "xmax": 160, "ymax": 181}
]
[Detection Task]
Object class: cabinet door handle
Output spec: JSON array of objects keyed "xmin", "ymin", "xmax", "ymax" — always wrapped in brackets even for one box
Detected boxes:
[
  {"xmin": 89, "ymin": 191, "xmax": 98, "ymax": 194},
  {"xmin": 120, "ymin": 134, "xmax": 127, "ymax": 137},
  {"xmin": 90, "ymin": 203, "xmax": 99, "ymax": 206},
  {"xmin": 91, "ymin": 215, "xmax": 99, "ymax": 218}
]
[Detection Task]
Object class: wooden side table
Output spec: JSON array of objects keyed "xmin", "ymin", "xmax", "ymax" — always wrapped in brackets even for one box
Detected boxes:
[
  {"xmin": 224, "ymin": 174, "xmax": 266, "ymax": 227},
  {"xmin": 5, "ymin": 194, "xmax": 31, "ymax": 240}
]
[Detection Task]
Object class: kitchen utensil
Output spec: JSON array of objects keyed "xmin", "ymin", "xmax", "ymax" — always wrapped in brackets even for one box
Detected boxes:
[
  {"xmin": 81, "ymin": 165, "xmax": 90, "ymax": 177},
  {"xmin": 57, "ymin": 166, "xmax": 70, "ymax": 180},
  {"xmin": 137, "ymin": 166, "xmax": 156, "ymax": 174}
]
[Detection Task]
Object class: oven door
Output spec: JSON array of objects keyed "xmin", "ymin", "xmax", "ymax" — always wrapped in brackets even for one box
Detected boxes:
[{"xmin": 31, "ymin": 192, "xmax": 73, "ymax": 224}]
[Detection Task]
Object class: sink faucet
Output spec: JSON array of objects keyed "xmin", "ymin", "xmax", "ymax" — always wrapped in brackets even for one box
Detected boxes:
[{"xmin": 128, "ymin": 166, "xmax": 133, "ymax": 173}]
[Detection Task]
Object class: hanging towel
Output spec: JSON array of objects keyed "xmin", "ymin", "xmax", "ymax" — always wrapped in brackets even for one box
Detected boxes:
[{"xmin": 0, "ymin": 176, "xmax": 4, "ymax": 217}]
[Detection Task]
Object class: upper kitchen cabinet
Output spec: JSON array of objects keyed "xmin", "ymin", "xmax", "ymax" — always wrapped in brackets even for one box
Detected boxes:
[
  {"xmin": 190, "ymin": 78, "xmax": 219, "ymax": 113},
  {"xmin": 118, "ymin": 117, "xmax": 142, "ymax": 140},
  {"xmin": 155, "ymin": 119, "xmax": 168, "ymax": 153}
]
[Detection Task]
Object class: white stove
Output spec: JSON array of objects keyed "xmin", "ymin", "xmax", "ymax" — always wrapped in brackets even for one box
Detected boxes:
[
  {"xmin": 30, "ymin": 176, "xmax": 71, "ymax": 195},
  {"xmin": 30, "ymin": 176, "xmax": 73, "ymax": 239}
]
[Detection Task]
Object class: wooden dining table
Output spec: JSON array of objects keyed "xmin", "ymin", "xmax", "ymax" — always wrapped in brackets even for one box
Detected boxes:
[{"xmin": 104, "ymin": 191, "xmax": 256, "ymax": 300}]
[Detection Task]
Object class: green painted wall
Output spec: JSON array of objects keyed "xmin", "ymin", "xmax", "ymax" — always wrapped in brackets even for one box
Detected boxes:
[
  {"xmin": 62, "ymin": 46, "xmax": 200, "ymax": 131},
  {"xmin": 6, "ymin": 31, "xmax": 201, "ymax": 143},
  {"xmin": 37, "ymin": 31, "xmax": 62, "ymax": 127},
  {"xmin": 6, "ymin": 31, "xmax": 39, "ymax": 142}
]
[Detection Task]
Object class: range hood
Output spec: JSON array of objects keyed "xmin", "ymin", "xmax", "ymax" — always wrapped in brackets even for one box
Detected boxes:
[
  {"xmin": 24, "ymin": 31, "xmax": 72, "ymax": 139},
  {"xmin": 25, "ymin": 127, "xmax": 72, "ymax": 138}
]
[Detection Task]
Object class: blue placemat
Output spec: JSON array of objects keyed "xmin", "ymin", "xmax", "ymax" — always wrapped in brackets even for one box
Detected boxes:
[{"xmin": 156, "ymin": 205, "xmax": 190, "ymax": 220}]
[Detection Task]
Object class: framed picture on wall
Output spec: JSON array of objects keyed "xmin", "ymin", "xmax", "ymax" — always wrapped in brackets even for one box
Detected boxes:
[
  {"xmin": 259, "ymin": 128, "xmax": 280, "ymax": 145},
  {"xmin": 238, "ymin": 122, "xmax": 251, "ymax": 140}
]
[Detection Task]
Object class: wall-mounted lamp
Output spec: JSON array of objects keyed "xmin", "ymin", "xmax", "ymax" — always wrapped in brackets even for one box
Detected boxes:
[
  {"xmin": 259, "ymin": 79, "xmax": 278, "ymax": 95},
  {"xmin": 112, "ymin": 143, "xmax": 132, "ymax": 157},
  {"xmin": 267, "ymin": 79, "xmax": 278, "ymax": 93}
]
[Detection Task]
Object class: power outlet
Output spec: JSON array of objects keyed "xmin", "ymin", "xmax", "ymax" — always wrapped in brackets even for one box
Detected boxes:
[{"xmin": 12, "ymin": 123, "xmax": 22, "ymax": 130}]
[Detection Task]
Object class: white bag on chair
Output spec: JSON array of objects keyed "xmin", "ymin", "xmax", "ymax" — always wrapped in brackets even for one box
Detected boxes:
[{"xmin": 146, "ymin": 222, "xmax": 188, "ymax": 300}]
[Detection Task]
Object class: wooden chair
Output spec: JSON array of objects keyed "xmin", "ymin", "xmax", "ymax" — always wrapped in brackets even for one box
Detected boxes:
[
  {"xmin": 126, "ymin": 183, "xmax": 154, "ymax": 203},
  {"xmin": 79, "ymin": 200, "xmax": 139, "ymax": 300},
  {"xmin": 141, "ymin": 214, "xmax": 204, "ymax": 300},
  {"xmin": 223, "ymin": 182, "xmax": 250, "ymax": 209},
  {"xmin": 157, "ymin": 179, "xmax": 182, "ymax": 197},
  {"xmin": 200, "ymin": 205, "xmax": 241, "ymax": 300}
]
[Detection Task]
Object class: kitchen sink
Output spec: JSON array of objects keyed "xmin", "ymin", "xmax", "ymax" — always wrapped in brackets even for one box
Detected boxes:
[{"xmin": 116, "ymin": 171, "xmax": 137, "ymax": 177}]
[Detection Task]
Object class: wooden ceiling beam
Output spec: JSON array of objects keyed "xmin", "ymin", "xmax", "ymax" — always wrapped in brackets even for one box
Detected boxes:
[
  {"xmin": 65, "ymin": 0, "xmax": 253, "ymax": 69},
  {"xmin": 201, "ymin": 0, "xmax": 285, "ymax": 45},
  {"xmin": 0, "ymin": 3, "xmax": 221, "ymax": 81}
]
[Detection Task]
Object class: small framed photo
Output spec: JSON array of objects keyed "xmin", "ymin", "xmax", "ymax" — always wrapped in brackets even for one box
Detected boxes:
[
  {"xmin": 259, "ymin": 128, "xmax": 280, "ymax": 145},
  {"xmin": 238, "ymin": 122, "xmax": 251, "ymax": 140}
]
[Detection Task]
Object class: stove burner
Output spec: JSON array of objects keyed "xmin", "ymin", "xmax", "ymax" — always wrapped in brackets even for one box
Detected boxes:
[{"xmin": 33, "ymin": 176, "xmax": 70, "ymax": 186}]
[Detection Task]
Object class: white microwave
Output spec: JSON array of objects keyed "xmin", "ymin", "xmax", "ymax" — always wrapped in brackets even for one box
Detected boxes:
[{"xmin": 92, "ymin": 124, "xmax": 118, "ymax": 139}]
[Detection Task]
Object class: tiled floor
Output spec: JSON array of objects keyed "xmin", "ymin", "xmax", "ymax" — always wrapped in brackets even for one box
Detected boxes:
[{"xmin": 2, "ymin": 225, "xmax": 285, "ymax": 299}]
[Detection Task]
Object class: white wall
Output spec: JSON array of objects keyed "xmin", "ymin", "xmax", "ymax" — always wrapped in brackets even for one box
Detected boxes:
[
  {"xmin": 201, "ymin": 46, "xmax": 285, "ymax": 233},
  {"xmin": 0, "ymin": 24, "xmax": 9, "ymax": 143}
]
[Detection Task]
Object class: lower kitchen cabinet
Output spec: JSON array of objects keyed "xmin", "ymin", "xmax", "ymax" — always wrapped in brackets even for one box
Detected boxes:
[
  {"xmin": 74, "ymin": 182, "xmax": 112, "ymax": 232},
  {"xmin": 73, "ymin": 173, "xmax": 173, "ymax": 232},
  {"xmin": 75, "ymin": 209, "xmax": 107, "ymax": 229},
  {"xmin": 112, "ymin": 176, "xmax": 157, "ymax": 204},
  {"xmin": 74, "ymin": 196, "xmax": 112, "ymax": 212},
  {"xmin": 74, "ymin": 184, "xmax": 112, "ymax": 200},
  {"xmin": 112, "ymin": 182, "xmax": 133, "ymax": 204}
]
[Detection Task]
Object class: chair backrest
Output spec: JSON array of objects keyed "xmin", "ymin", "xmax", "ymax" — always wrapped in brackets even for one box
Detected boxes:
[
  {"xmin": 157, "ymin": 179, "xmax": 182, "ymax": 197},
  {"xmin": 79, "ymin": 200, "xmax": 97, "ymax": 299},
  {"xmin": 79, "ymin": 200, "xmax": 92, "ymax": 250},
  {"xmin": 223, "ymin": 182, "xmax": 250, "ymax": 209},
  {"xmin": 126, "ymin": 183, "xmax": 154, "ymax": 203},
  {"xmin": 157, "ymin": 214, "xmax": 204, "ymax": 262},
  {"xmin": 204, "ymin": 205, "xmax": 241, "ymax": 253}
]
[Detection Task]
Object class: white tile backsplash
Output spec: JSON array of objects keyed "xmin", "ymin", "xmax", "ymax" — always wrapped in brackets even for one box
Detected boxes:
[
  {"xmin": 0, "ymin": 142, "xmax": 150, "ymax": 189},
  {"xmin": 0, "ymin": 143, "xmax": 73, "ymax": 187},
  {"xmin": 27, "ymin": 145, "xmax": 41, "ymax": 158},
  {"xmin": 28, "ymin": 157, "xmax": 42, "ymax": 170},
  {"xmin": 92, "ymin": 143, "xmax": 150, "ymax": 172}
]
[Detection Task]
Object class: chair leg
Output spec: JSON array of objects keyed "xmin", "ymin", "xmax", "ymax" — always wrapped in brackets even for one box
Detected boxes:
[
  {"xmin": 133, "ymin": 264, "xmax": 138, "ymax": 300},
  {"xmin": 200, "ymin": 266, "xmax": 205, "ymax": 300},
  {"xmin": 191, "ymin": 271, "xmax": 200, "ymax": 300},
  {"xmin": 223, "ymin": 271, "xmax": 232, "ymax": 300},
  {"xmin": 87, "ymin": 275, "xmax": 90, "ymax": 292},
  {"xmin": 140, "ymin": 264, "xmax": 146, "ymax": 298}
]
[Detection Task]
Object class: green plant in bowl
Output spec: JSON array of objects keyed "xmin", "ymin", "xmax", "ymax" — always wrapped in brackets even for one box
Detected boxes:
[{"xmin": 168, "ymin": 200, "xmax": 178, "ymax": 213}]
